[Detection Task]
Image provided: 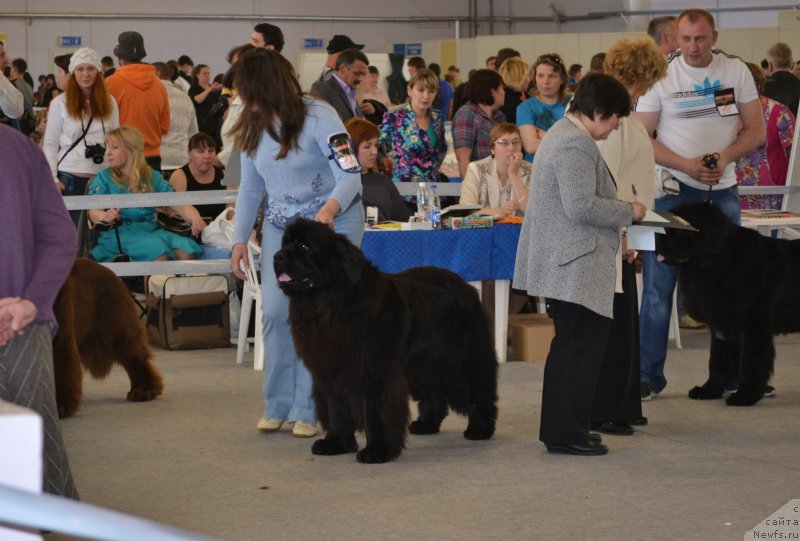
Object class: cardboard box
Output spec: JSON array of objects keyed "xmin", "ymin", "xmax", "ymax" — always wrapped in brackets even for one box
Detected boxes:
[{"xmin": 508, "ymin": 314, "xmax": 555, "ymax": 362}]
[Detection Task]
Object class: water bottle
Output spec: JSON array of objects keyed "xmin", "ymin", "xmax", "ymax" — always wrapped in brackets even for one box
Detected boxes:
[
  {"xmin": 416, "ymin": 182, "xmax": 430, "ymax": 222},
  {"xmin": 428, "ymin": 184, "xmax": 441, "ymax": 229}
]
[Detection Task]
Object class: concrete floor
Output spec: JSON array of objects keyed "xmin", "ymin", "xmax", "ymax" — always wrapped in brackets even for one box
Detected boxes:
[{"xmin": 46, "ymin": 328, "xmax": 800, "ymax": 541}]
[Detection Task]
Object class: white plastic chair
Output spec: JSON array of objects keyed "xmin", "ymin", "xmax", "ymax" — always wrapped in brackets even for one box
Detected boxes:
[{"xmin": 236, "ymin": 240, "xmax": 265, "ymax": 370}]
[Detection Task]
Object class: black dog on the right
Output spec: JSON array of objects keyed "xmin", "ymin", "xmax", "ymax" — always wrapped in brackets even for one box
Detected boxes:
[{"xmin": 656, "ymin": 202, "xmax": 800, "ymax": 406}]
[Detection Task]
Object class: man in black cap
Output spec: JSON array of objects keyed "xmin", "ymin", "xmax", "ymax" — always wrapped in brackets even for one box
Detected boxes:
[
  {"xmin": 251, "ymin": 22, "xmax": 284, "ymax": 52},
  {"xmin": 107, "ymin": 31, "xmax": 170, "ymax": 171},
  {"xmin": 317, "ymin": 34, "xmax": 364, "ymax": 83}
]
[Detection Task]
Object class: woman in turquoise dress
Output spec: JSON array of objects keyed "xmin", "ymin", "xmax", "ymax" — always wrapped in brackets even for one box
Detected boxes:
[{"xmin": 88, "ymin": 126, "xmax": 205, "ymax": 262}]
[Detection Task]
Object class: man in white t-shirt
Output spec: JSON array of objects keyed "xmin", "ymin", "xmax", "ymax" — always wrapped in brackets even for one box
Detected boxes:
[{"xmin": 635, "ymin": 8, "xmax": 765, "ymax": 401}]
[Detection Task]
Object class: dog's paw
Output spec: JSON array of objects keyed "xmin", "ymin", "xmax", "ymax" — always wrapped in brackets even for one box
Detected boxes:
[
  {"xmin": 688, "ymin": 385, "xmax": 723, "ymax": 400},
  {"xmin": 726, "ymin": 388, "xmax": 760, "ymax": 407},
  {"xmin": 57, "ymin": 405, "xmax": 74, "ymax": 419},
  {"xmin": 311, "ymin": 437, "xmax": 357, "ymax": 456},
  {"xmin": 409, "ymin": 420, "xmax": 440, "ymax": 435},
  {"xmin": 463, "ymin": 423, "xmax": 495, "ymax": 441},
  {"xmin": 57, "ymin": 401, "xmax": 79, "ymax": 419},
  {"xmin": 127, "ymin": 387, "xmax": 161, "ymax": 402},
  {"xmin": 356, "ymin": 446, "xmax": 396, "ymax": 464}
]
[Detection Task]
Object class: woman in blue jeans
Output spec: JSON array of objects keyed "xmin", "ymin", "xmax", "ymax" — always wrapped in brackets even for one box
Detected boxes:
[{"xmin": 229, "ymin": 49, "xmax": 363, "ymax": 438}]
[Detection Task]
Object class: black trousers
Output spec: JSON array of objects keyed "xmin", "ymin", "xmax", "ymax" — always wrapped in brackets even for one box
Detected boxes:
[
  {"xmin": 539, "ymin": 298, "xmax": 612, "ymax": 445},
  {"xmin": 145, "ymin": 155, "xmax": 162, "ymax": 173},
  {"xmin": 591, "ymin": 261, "xmax": 643, "ymax": 423}
]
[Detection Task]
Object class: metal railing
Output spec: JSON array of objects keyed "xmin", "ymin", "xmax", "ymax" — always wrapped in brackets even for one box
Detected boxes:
[{"xmin": 0, "ymin": 484, "xmax": 226, "ymax": 541}]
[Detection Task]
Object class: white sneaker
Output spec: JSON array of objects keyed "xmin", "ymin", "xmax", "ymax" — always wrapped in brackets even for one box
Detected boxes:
[
  {"xmin": 257, "ymin": 417, "xmax": 284, "ymax": 432},
  {"xmin": 292, "ymin": 421, "xmax": 318, "ymax": 438}
]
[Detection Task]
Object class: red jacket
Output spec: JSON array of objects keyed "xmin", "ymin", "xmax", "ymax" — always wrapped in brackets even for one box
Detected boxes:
[{"xmin": 107, "ymin": 63, "xmax": 170, "ymax": 157}]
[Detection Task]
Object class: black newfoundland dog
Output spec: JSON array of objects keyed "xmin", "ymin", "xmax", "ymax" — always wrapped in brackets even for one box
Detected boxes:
[
  {"xmin": 656, "ymin": 202, "xmax": 800, "ymax": 406},
  {"xmin": 274, "ymin": 219, "xmax": 498, "ymax": 463}
]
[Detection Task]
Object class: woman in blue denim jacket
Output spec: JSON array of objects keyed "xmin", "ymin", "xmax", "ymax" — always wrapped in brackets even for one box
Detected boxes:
[{"xmin": 229, "ymin": 49, "xmax": 363, "ymax": 439}]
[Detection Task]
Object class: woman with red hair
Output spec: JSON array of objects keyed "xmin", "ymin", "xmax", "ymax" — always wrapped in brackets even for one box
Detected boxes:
[
  {"xmin": 346, "ymin": 118, "xmax": 410, "ymax": 222},
  {"xmin": 43, "ymin": 47, "xmax": 119, "ymax": 225}
]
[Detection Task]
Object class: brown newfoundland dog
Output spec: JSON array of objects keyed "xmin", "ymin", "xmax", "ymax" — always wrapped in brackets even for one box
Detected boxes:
[
  {"xmin": 656, "ymin": 202, "xmax": 800, "ymax": 406},
  {"xmin": 274, "ymin": 219, "xmax": 498, "ymax": 463},
  {"xmin": 53, "ymin": 258, "xmax": 163, "ymax": 418}
]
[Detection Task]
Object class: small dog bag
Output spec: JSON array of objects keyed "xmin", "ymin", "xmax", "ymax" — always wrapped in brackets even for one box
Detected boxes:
[{"xmin": 147, "ymin": 274, "xmax": 230, "ymax": 350}]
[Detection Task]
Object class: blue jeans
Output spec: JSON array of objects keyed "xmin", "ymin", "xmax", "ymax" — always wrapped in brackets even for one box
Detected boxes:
[
  {"xmin": 639, "ymin": 183, "xmax": 741, "ymax": 393},
  {"xmin": 57, "ymin": 171, "xmax": 91, "ymax": 227},
  {"xmin": 260, "ymin": 204, "xmax": 365, "ymax": 424}
]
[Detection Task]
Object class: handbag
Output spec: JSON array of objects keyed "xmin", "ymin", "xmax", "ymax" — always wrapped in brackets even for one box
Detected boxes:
[{"xmin": 156, "ymin": 209, "xmax": 193, "ymax": 237}]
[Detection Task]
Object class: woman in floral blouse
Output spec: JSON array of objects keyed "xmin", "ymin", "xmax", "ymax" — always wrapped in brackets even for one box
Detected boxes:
[
  {"xmin": 736, "ymin": 62, "xmax": 796, "ymax": 211},
  {"xmin": 379, "ymin": 69, "xmax": 448, "ymax": 183}
]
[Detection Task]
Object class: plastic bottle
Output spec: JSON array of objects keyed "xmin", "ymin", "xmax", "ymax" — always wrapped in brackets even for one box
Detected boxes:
[
  {"xmin": 416, "ymin": 182, "xmax": 430, "ymax": 221},
  {"xmin": 428, "ymin": 184, "xmax": 441, "ymax": 229}
]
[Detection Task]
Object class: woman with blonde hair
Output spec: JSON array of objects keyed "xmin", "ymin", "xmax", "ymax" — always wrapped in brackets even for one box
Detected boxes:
[
  {"xmin": 379, "ymin": 68, "xmax": 448, "ymax": 183},
  {"xmin": 43, "ymin": 47, "xmax": 119, "ymax": 224},
  {"xmin": 497, "ymin": 57, "xmax": 530, "ymax": 124},
  {"xmin": 516, "ymin": 53, "xmax": 569, "ymax": 161},
  {"xmin": 589, "ymin": 36, "xmax": 667, "ymax": 436},
  {"xmin": 88, "ymin": 126, "xmax": 204, "ymax": 262}
]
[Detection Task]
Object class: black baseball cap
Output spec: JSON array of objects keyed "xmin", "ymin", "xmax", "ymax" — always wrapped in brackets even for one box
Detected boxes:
[
  {"xmin": 114, "ymin": 31, "xmax": 146, "ymax": 61},
  {"xmin": 327, "ymin": 35, "xmax": 364, "ymax": 54}
]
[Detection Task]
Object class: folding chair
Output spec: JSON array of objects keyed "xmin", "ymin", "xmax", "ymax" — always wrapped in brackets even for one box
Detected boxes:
[{"xmin": 236, "ymin": 239, "xmax": 265, "ymax": 370}]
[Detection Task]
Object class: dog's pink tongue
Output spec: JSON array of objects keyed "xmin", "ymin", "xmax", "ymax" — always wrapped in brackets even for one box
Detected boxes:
[{"xmin": 278, "ymin": 273, "xmax": 292, "ymax": 282}]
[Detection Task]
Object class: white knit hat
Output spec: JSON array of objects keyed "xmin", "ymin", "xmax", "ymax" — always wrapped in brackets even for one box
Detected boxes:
[{"xmin": 68, "ymin": 47, "xmax": 103, "ymax": 74}]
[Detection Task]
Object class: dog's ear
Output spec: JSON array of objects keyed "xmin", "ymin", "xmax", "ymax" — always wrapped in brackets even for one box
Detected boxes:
[{"xmin": 336, "ymin": 239, "xmax": 363, "ymax": 285}]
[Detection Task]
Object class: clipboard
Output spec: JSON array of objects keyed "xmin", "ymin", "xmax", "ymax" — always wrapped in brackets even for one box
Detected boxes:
[
  {"xmin": 440, "ymin": 204, "xmax": 483, "ymax": 218},
  {"xmin": 636, "ymin": 210, "xmax": 698, "ymax": 231},
  {"xmin": 627, "ymin": 210, "xmax": 697, "ymax": 251}
]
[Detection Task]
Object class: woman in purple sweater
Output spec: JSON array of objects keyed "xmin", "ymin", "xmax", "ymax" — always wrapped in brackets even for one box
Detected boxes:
[{"xmin": 0, "ymin": 124, "xmax": 79, "ymax": 498}]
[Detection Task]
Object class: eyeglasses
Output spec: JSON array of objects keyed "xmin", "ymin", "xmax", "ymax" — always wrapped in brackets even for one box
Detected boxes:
[
  {"xmin": 495, "ymin": 138, "xmax": 522, "ymax": 147},
  {"xmin": 537, "ymin": 54, "xmax": 562, "ymax": 66}
]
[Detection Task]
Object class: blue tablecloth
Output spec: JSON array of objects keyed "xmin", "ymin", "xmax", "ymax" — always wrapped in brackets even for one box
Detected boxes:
[{"xmin": 361, "ymin": 224, "xmax": 521, "ymax": 282}]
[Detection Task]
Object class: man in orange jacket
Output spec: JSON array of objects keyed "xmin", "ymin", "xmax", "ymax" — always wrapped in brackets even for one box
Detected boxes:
[{"xmin": 107, "ymin": 31, "xmax": 170, "ymax": 171}]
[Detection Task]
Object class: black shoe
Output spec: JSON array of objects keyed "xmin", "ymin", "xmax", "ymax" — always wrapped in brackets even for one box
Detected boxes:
[
  {"xmin": 763, "ymin": 384, "xmax": 775, "ymax": 397},
  {"xmin": 589, "ymin": 432, "xmax": 602, "ymax": 443},
  {"xmin": 640, "ymin": 382, "xmax": 654, "ymax": 401},
  {"xmin": 629, "ymin": 416, "xmax": 648, "ymax": 426},
  {"xmin": 546, "ymin": 440, "xmax": 609, "ymax": 456},
  {"xmin": 590, "ymin": 421, "xmax": 634, "ymax": 436}
]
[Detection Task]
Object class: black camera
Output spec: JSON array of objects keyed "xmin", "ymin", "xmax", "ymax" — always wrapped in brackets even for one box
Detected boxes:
[
  {"xmin": 85, "ymin": 143, "xmax": 106, "ymax": 165},
  {"xmin": 702, "ymin": 153, "xmax": 719, "ymax": 169}
]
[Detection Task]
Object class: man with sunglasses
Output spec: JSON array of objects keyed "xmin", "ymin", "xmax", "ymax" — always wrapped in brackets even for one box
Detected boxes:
[{"xmin": 635, "ymin": 9, "xmax": 765, "ymax": 401}]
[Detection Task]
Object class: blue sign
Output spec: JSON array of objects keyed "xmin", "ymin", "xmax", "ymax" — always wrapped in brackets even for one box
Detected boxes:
[
  {"xmin": 406, "ymin": 43, "xmax": 422, "ymax": 56},
  {"xmin": 393, "ymin": 43, "xmax": 406, "ymax": 54},
  {"xmin": 304, "ymin": 38, "xmax": 323, "ymax": 49},
  {"xmin": 60, "ymin": 36, "xmax": 82, "ymax": 47}
]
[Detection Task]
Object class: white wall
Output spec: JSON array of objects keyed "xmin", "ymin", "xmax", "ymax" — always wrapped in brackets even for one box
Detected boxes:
[{"xmin": 0, "ymin": 1, "xmax": 791, "ymax": 79}]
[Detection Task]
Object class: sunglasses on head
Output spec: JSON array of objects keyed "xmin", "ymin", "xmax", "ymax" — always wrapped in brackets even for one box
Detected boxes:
[{"xmin": 537, "ymin": 54, "xmax": 562, "ymax": 66}]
